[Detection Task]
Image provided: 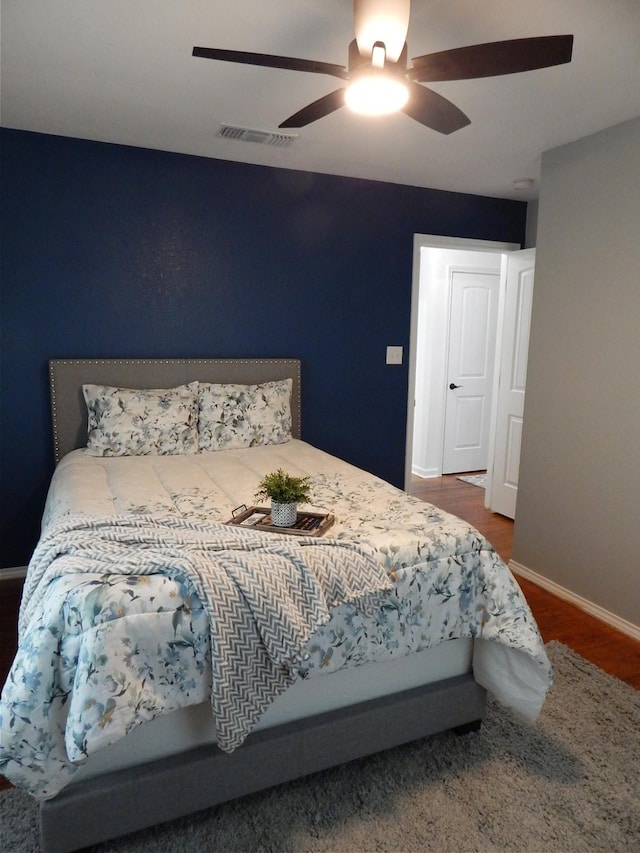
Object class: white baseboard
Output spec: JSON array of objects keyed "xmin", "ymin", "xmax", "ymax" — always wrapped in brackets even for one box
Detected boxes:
[
  {"xmin": 411, "ymin": 466, "xmax": 441, "ymax": 479},
  {"xmin": 0, "ymin": 566, "xmax": 27, "ymax": 580},
  {"xmin": 510, "ymin": 559, "xmax": 640, "ymax": 643}
]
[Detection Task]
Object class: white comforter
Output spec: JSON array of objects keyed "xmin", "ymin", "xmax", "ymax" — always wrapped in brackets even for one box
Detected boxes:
[{"xmin": 0, "ymin": 440, "xmax": 552, "ymax": 799}]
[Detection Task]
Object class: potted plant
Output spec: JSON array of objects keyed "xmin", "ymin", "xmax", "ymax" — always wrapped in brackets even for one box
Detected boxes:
[{"xmin": 255, "ymin": 468, "xmax": 312, "ymax": 527}]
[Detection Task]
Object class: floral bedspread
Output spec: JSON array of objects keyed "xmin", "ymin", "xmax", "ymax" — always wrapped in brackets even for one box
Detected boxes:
[{"xmin": 0, "ymin": 440, "xmax": 552, "ymax": 800}]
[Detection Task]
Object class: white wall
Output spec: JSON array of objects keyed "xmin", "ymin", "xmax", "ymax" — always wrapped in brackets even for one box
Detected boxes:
[
  {"xmin": 512, "ymin": 116, "xmax": 640, "ymax": 633},
  {"xmin": 412, "ymin": 248, "xmax": 450, "ymax": 478}
]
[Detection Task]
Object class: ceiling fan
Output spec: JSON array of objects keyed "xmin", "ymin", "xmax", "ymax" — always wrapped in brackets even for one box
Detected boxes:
[{"xmin": 193, "ymin": 0, "xmax": 573, "ymax": 135}]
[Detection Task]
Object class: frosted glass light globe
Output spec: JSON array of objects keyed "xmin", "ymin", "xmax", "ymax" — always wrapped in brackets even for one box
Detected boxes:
[{"xmin": 345, "ymin": 75, "xmax": 409, "ymax": 116}]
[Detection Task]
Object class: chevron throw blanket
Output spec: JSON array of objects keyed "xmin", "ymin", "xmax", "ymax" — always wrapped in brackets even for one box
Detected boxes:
[{"xmin": 19, "ymin": 514, "xmax": 393, "ymax": 752}]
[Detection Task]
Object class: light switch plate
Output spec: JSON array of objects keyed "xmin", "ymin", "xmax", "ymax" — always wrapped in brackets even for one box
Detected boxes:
[{"xmin": 386, "ymin": 346, "xmax": 403, "ymax": 365}]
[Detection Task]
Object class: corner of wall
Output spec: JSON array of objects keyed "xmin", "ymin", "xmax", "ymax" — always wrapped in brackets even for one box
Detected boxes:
[{"xmin": 524, "ymin": 200, "xmax": 538, "ymax": 248}]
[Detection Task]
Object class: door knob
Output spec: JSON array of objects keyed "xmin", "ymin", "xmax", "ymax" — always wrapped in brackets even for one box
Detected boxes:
[{"xmin": 449, "ymin": 382, "xmax": 463, "ymax": 390}]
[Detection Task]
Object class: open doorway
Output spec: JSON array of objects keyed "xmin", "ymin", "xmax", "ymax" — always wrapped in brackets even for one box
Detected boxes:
[{"xmin": 404, "ymin": 234, "xmax": 519, "ymax": 491}]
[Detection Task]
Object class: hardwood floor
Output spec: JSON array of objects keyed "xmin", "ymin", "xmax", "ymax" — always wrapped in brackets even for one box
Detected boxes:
[
  {"xmin": 0, "ymin": 577, "xmax": 24, "ymax": 691},
  {"xmin": 1, "ymin": 476, "xmax": 638, "ymax": 792}
]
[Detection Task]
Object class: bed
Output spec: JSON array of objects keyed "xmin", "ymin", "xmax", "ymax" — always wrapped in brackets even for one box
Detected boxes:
[{"xmin": 0, "ymin": 358, "xmax": 552, "ymax": 853}]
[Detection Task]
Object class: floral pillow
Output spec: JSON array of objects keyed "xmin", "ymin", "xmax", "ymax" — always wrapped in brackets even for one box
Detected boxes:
[
  {"xmin": 83, "ymin": 382, "xmax": 199, "ymax": 456},
  {"xmin": 198, "ymin": 379, "xmax": 292, "ymax": 452}
]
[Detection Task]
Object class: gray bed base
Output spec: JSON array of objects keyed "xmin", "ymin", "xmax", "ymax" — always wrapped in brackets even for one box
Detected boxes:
[
  {"xmin": 40, "ymin": 675, "xmax": 486, "ymax": 853},
  {"xmin": 38, "ymin": 357, "xmax": 487, "ymax": 852}
]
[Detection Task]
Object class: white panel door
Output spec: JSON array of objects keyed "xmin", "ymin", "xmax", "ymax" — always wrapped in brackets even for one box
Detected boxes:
[
  {"xmin": 487, "ymin": 249, "xmax": 536, "ymax": 519},
  {"xmin": 442, "ymin": 269, "xmax": 500, "ymax": 474}
]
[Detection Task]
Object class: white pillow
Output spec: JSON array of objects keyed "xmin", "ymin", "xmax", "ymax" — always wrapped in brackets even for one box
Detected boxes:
[
  {"xmin": 83, "ymin": 382, "xmax": 199, "ymax": 456},
  {"xmin": 198, "ymin": 379, "xmax": 292, "ymax": 452}
]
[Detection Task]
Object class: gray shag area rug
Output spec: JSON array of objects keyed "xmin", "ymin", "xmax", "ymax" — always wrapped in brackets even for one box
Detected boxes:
[{"xmin": 1, "ymin": 642, "xmax": 639, "ymax": 852}]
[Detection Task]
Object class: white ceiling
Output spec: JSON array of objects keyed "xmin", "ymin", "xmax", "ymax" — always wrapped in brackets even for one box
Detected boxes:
[{"xmin": 2, "ymin": 0, "xmax": 639, "ymax": 201}]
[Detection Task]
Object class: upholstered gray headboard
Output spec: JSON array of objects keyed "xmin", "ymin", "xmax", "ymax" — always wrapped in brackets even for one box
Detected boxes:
[{"xmin": 49, "ymin": 358, "xmax": 302, "ymax": 465}]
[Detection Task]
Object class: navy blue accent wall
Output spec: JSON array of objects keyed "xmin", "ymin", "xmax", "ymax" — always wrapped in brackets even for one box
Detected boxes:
[{"xmin": 0, "ymin": 129, "xmax": 526, "ymax": 567}]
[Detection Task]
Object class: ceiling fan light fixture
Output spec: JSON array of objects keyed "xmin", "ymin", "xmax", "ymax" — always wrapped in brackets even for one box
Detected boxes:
[
  {"xmin": 354, "ymin": 0, "xmax": 411, "ymax": 64},
  {"xmin": 194, "ymin": 8, "xmax": 573, "ymax": 133},
  {"xmin": 371, "ymin": 42, "xmax": 387, "ymax": 69},
  {"xmin": 345, "ymin": 69, "xmax": 409, "ymax": 116}
]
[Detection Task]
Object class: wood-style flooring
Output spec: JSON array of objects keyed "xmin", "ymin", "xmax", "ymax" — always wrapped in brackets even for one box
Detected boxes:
[{"xmin": 1, "ymin": 474, "xmax": 638, "ymax": 792}]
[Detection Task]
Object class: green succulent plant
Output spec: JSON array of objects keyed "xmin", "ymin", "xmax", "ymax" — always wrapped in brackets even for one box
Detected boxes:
[{"xmin": 255, "ymin": 468, "xmax": 312, "ymax": 505}]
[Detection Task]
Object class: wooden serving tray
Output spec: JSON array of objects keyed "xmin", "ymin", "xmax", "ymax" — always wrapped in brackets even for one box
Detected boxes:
[{"xmin": 226, "ymin": 505, "xmax": 335, "ymax": 537}]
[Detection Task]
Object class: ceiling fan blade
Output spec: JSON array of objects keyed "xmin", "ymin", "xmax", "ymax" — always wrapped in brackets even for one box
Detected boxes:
[
  {"xmin": 279, "ymin": 89, "xmax": 347, "ymax": 128},
  {"xmin": 410, "ymin": 35, "xmax": 574, "ymax": 82},
  {"xmin": 402, "ymin": 83, "xmax": 470, "ymax": 134},
  {"xmin": 192, "ymin": 47, "xmax": 348, "ymax": 80}
]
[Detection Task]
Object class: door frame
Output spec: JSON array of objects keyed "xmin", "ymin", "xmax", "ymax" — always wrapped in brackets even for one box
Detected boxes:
[{"xmin": 405, "ymin": 234, "xmax": 520, "ymax": 490}]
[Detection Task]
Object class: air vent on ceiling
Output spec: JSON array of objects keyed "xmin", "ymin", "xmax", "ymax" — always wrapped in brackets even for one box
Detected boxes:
[{"xmin": 217, "ymin": 124, "xmax": 298, "ymax": 148}]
